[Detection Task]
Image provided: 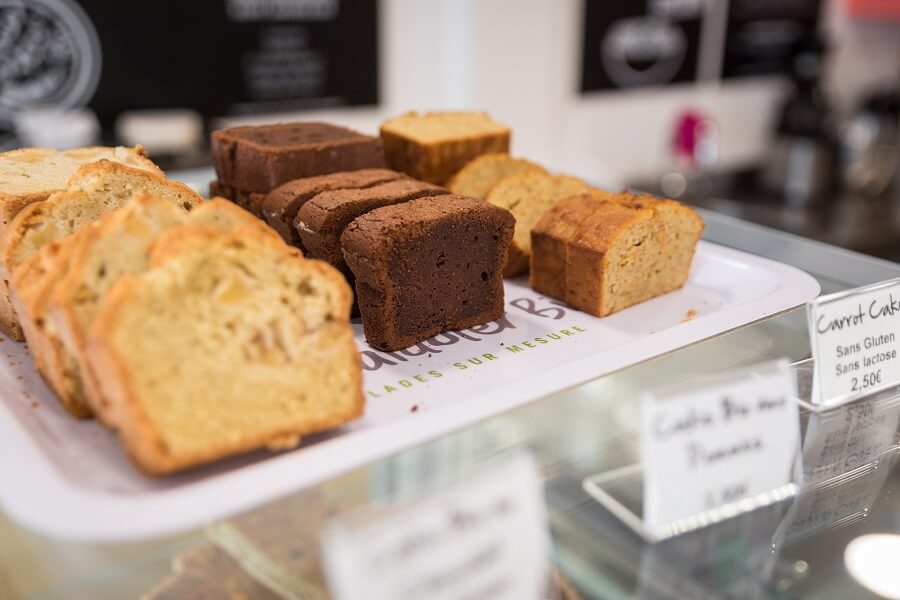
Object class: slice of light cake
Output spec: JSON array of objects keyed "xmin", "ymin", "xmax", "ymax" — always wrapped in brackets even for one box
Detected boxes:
[
  {"xmin": 87, "ymin": 228, "xmax": 362, "ymax": 474},
  {"xmin": 530, "ymin": 192, "xmax": 703, "ymax": 317},
  {"xmin": 448, "ymin": 153, "xmax": 546, "ymax": 198},
  {"xmin": 380, "ymin": 111, "xmax": 510, "ymax": 184},
  {"xmin": 485, "ymin": 171, "xmax": 589, "ymax": 277}
]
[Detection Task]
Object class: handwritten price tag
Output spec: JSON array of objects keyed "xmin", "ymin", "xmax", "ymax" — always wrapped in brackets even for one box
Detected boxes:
[
  {"xmin": 321, "ymin": 454, "xmax": 548, "ymax": 600},
  {"xmin": 807, "ymin": 277, "xmax": 900, "ymax": 406},
  {"xmin": 641, "ymin": 360, "xmax": 800, "ymax": 530}
]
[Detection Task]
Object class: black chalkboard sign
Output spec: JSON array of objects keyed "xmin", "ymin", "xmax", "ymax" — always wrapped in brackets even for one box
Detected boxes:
[
  {"xmin": 580, "ymin": 0, "xmax": 703, "ymax": 92},
  {"xmin": 722, "ymin": 0, "xmax": 821, "ymax": 78},
  {"xmin": 76, "ymin": 0, "xmax": 378, "ymax": 128}
]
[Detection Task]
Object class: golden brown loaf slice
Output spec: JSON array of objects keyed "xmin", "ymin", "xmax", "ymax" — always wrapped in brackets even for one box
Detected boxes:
[
  {"xmin": 10, "ymin": 197, "xmax": 186, "ymax": 418},
  {"xmin": 39, "ymin": 196, "xmax": 274, "ymax": 422},
  {"xmin": 4, "ymin": 160, "xmax": 201, "ymax": 273},
  {"xmin": 380, "ymin": 111, "xmax": 510, "ymax": 184},
  {"xmin": 0, "ymin": 161, "xmax": 202, "ymax": 340},
  {"xmin": 601, "ymin": 193, "xmax": 704, "ymax": 312},
  {"xmin": 448, "ymin": 153, "xmax": 547, "ymax": 198},
  {"xmin": 530, "ymin": 192, "xmax": 704, "ymax": 317},
  {"xmin": 10, "ymin": 234, "xmax": 91, "ymax": 417},
  {"xmin": 0, "ymin": 145, "xmax": 160, "ymax": 229},
  {"xmin": 485, "ymin": 171, "xmax": 589, "ymax": 277},
  {"xmin": 86, "ymin": 228, "xmax": 362, "ymax": 474},
  {"xmin": 529, "ymin": 194, "xmax": 609, "ymax": 297},
  {"xmin": 565, "ymin": 201, "xmax": 656, "ymax": 315},
  {"xmin": 0, "ymin": 147, "xmax": 163, "ymax": 340},
  {"xmin": 37, "ymin": 197, "xmax": 187, "ymax": 420}
]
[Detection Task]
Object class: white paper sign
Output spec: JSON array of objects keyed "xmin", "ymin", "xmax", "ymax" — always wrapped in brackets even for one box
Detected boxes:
[
  {"xmin": 641, "ymin": 360, "xmax": 800, "ymax": 529},
  {"xmin": 808, "ymin": 277, "xmax": 900, "ymax": 406},
  {"xmin": 321, "ymin": 453, "xmax": 548, "ymax": 600}
]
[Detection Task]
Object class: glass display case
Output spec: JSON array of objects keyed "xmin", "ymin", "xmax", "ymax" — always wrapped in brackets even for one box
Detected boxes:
[{"xmin": 4, "ymin": 207, "xmax": 900, "ymax": 600}]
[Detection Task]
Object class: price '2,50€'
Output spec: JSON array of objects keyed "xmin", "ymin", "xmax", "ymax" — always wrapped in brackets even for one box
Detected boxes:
[{"xmin": 851, "ymin": 370, "xmax": 883, "ymax": 393}]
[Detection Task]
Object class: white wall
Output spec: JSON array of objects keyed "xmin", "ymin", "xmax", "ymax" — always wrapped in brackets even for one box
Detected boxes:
[{"xmin": 218, "ymin": 0, "xmax": 898, "ymax": 188}]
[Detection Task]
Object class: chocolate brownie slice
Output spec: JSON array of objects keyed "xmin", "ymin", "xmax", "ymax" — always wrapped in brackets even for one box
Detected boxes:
[
  {"xmin": 296, "ymin": 178, "xmax": 448, "ymax": 272},
  {"xmin": 208, "ymin": 180, "xmax": 265, "ymax": 215},
  {"xmin": 261, "ymin": 168, "xmax": 404, "ymax": 246},
  {"xmin": 341, "ymin": 195, "xmax": 514, "ymax": 351},
  {"xmin": 211, "ymin": 123, "xmax": 385, "ymax": 193}
]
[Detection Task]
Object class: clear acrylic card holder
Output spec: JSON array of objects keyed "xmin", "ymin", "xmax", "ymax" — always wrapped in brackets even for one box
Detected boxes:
[
  {"xmin": 582, "ymin": 361, "xmax": 800, "ymax": 543},
  {"xmin": 582, "ymin": 464, "xmax": 798, "ymax": 544},
  {"xmin": 582, "ymin": 359, "xmax": 900, "ymax": 544}
]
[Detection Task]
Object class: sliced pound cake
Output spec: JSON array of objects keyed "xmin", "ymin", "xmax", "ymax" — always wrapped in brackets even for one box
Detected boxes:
[
  {"xmin": 11, "ymin": 235, "xmax": 91, "ymax": 417},
  {"xmin": 0, "ymin": 161, "xmax": 202, "ymax": 340},
  {"xmin": 485, "ymin": 171, "xmax": 589, "ymax": 277},
  {"xmin": 0, "ymin": 145, "xmax": 160, "ymax": 229},
  {"xmin": 528, "ymin": 194, "xmax": 609, "ymax": 297},
  {"xmin": 13, "ymin": 196, "xmax": 275, "ymax": 420},
  {"xmin": 448, "ymin": 153, "xmax": 546, "ymax": 198},
  {"xmin": 530, "ymin": 192, "xmax": 704, "ymax": 317},
  {"xmin": 48, "ymin": 194, "xmax": 277, "ymax": 424},
  {"xmin": 11, "ymin": 197, "xmax": 187, "ymax": 419},
  {"xmin": 87, "ymin": 228, "xmax": 362, "ymax": 474},
  {"xmin": 380, "ymin": 111, "xmax": 510, "ymax": 184}
]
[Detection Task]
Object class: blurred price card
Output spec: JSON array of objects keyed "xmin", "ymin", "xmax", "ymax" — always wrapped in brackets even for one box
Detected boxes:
[
  {"xmin": 641, "ymin": 359, "xmax": 800, "ymax": 534},
  {"xmin": 322, "ymin": 453, "xmax": 549, "ymax": 600},
  {"xmin": 583, "ymin": 360, "xmax": 800, "ymax": 543},
  {"xmin": 808, "ymin": 277, "xmax": 900, "ymax": 408}
]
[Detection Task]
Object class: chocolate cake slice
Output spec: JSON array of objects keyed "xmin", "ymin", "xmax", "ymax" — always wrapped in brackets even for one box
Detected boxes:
[
  {"xmin": 341, "ymin": 195, "xmax": 514, "ymax": 351},
  {"xmin": 260, "ymin": 168, "xmax": 405, "ymax": 246},
  {"xmin": 209, "ymin": 180, "xmax": 265, "ymax": 215},
  {"xmin": 296, "ymin": 178, "xmax": 448, "ymax": 272},
  {"xmin": 211, "ymin": 122, "xmax": 385, "ymax": 193}
]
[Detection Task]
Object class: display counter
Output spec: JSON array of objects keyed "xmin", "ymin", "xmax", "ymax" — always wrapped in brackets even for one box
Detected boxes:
[{"xmin": 3, "ymin": 202, "xmax": 900, "ymax": 600}]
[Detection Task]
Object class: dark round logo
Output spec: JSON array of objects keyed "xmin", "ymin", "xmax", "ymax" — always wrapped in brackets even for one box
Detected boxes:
[{"xmin": 0, "ymin": 0, "xmax": 101, "ymax": 127}]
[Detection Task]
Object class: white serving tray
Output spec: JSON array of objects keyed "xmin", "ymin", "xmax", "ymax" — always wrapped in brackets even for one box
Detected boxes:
[{"xmin": 0, "ymin": 241, "xmax": 819, "ymax": 541}]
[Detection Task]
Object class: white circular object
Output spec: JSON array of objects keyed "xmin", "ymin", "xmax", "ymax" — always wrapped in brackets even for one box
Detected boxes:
[
  {"xmin": 0, "ymin": 0, "xmax": 102, "ymax": 122},
  {"xmin": 660, "ymin": 172, "xmax": 687, "ymax": 198},
  {"xmin": 14, "ymin": 106, "xmax": 99, "ymax": 148},
  {"xmin": 845, "ymin": 534, "xmax": 900, "ymax": 599},
  {"xmin": 115, "ymin": 109, "xmax": 203, "ymax": 154}
]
